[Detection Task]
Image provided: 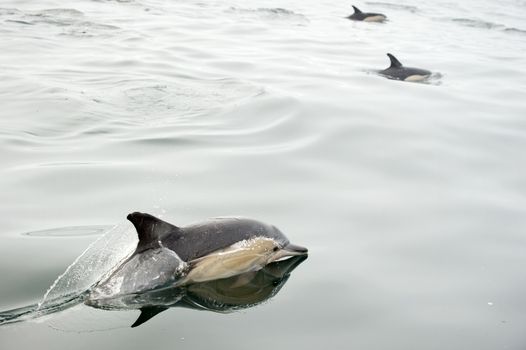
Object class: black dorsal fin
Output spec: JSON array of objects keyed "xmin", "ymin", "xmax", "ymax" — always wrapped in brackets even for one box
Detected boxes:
[
  {"xmin": 131, "ymin": 306, "xmax": 168, "ymax": 328},
  {"xmin": 127, "ymin": 212, "xmax": 179, "ymax": 252},
  {"xmin": 352, "ymin": 5, "xmax": 362, "ymax": 14},
  {"xmin": 387, "ymin": 53, "xmax": 403, "ymax": 68}
]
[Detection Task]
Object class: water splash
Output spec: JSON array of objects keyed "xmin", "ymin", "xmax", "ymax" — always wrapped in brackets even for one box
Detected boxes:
[
  {"xmin": 0, "ymin": 222, "xmax": 137, "ymax": 325},
  {"xmin": 37, "ymin": 222, "xmax": 137, "ymax": 312},
  {"xmin": 89, "ymin": 247, "xmax": 187, "ymax": 300}
]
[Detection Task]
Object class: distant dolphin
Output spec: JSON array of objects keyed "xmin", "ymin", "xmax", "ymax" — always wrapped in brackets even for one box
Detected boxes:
[
  {"xmin": 347, "ymin": 5, "xmax": 386, "ymax": 22},
  {"xmin": 379, "ymin": 53, "xmax": 432, "ymax": 82},
  {"xmin": 89, "ymin": 212, "xmax": 308, "ymax": 300}
]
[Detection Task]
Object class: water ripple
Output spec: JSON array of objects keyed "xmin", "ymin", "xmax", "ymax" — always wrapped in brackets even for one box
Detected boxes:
[
  {"xmin": 442, "ymin": 17, "xmax": 526, "ymax": 35},
  {"xmin": 22, "ymin": 225, "xmax": 112, "ymax": 237},
  {"xmin": 0, "ymin": 7, "xmax": 120, "ymax": 37},
  {"xmin": 364, "ymin": 2, "xmax": 419, "ymax": 12},
  {"xmin": 226, "ymin": 7, "xmax": 309, "ymax": 23}
]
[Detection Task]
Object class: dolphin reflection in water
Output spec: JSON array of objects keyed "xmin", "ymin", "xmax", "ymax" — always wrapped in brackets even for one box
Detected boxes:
[{"xmin": 86, "ymin": 255, "xmax": 307, "ymax": 327}]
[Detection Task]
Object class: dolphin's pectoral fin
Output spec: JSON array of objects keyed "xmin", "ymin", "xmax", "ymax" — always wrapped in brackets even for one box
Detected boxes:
[
  {"xmin": 127, "ymin": 212, "xmax": 180, "ymax": 252},
  {"xmin": 387, "ymin": 53, "xmax": 403, "ymax": 68},
  {"xmin": 131, "ymin": 306, "xmax": 169, "ymax": 328}
]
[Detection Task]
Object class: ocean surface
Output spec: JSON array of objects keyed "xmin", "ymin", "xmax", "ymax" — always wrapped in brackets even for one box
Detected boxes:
[{"xmin": 1, "ymin": 0, "xmax": 526, "ymax": 348}]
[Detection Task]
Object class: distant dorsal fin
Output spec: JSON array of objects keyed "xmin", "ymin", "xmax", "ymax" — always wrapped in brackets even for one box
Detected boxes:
[
  {"xmin": 131, "ymin": 306, "xmax": 168, "ymax": 328},
  {"xmin": 127, "ymin": 212, "xmax": 180, "ymax": 252},
  {"xmin": 387, "ymin": 53, "xmax": 403, "ymax": 68},
  {"xmin": 352, "ymin": 5, "xmax": 362, "ymax": 14}
]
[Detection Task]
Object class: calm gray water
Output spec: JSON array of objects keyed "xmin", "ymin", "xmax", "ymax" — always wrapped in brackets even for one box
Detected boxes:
[{"xmin": 1, "ymin": 0, "xmax": 526, "ymax": 348}]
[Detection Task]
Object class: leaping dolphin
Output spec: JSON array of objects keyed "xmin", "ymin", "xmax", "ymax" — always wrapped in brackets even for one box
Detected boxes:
[
  {"xmin": 0, "ymin": 215, "xmax": 307, "ymax": 328},
  {"xmin": 89, "ymin": 212, "xmax": 308, "ymax": 300}
]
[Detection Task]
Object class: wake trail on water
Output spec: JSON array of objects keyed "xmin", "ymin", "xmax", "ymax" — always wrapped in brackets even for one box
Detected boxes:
[{"xmin": 0, "ymin": 222, "xmax": 137, "ymax": 326}]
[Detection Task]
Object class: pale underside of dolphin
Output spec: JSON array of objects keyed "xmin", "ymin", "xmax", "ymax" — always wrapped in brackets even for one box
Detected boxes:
[
  {"xmin": 89, "ymin": 212, "xmax": 308, "ymax": 300},
  {"xmin": 379, "ymin": 53, "xmax": 432, "ymax": 82}
]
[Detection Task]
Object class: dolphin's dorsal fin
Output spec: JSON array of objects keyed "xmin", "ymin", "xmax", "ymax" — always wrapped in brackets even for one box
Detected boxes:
[
  {"xmin": 127, "ymin": 212, "xmax": 180, "ymax": 251},
  {"xmin": 352, "ymin": 5, "xmax": 362, "ymax": 14},
  {"xmin": 131, "ymin": 306, "xmax": 168, "ymax": 328},
  {"xmin": 387, "ymin": 53, "xmax": 403, "ymax": 68}
]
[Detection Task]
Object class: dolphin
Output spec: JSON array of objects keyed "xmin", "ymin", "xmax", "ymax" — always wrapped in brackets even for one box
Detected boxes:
[
  {"xmin": 86, "ymin": 255, "xmax": 308, "ymax": 327},
  {"xmin": 89, "ymin": 212, "xmax": 308, "ymax": 300},
  {"xmin": 347, "ymin": 5, "xmax": 386, "ymax": 22},
  {"xmin": 379, "ymin": 53, "xmax": 432, "ymax": 82}
]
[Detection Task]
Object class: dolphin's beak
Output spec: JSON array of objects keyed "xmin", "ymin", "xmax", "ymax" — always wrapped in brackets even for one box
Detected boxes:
[
  {"xmin": 271, "ymin": 243, "xmax": 308, "ymax": 262},
  {"xmin": 285, "ymin": 243, "xmax": 308, "ymax": 254}
]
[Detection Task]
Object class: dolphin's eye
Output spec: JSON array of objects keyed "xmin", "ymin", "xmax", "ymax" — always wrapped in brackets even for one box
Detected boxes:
[{"xmin": 273, "ymin": 246, "xmax": 279, "ymax": 252}]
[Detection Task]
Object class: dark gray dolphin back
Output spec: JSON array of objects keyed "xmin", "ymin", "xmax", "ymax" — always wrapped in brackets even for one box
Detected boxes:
[
  {"xmin": 127, "ymin": 213, "xmax": 289, "ymax": 261},
  {"xmin": 169, "ymin": 217, "xmax": 289, "ymax": 261},
  {"xmin": 349, "ymin": 5, "xmax": 365, "ymax": 20}
]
